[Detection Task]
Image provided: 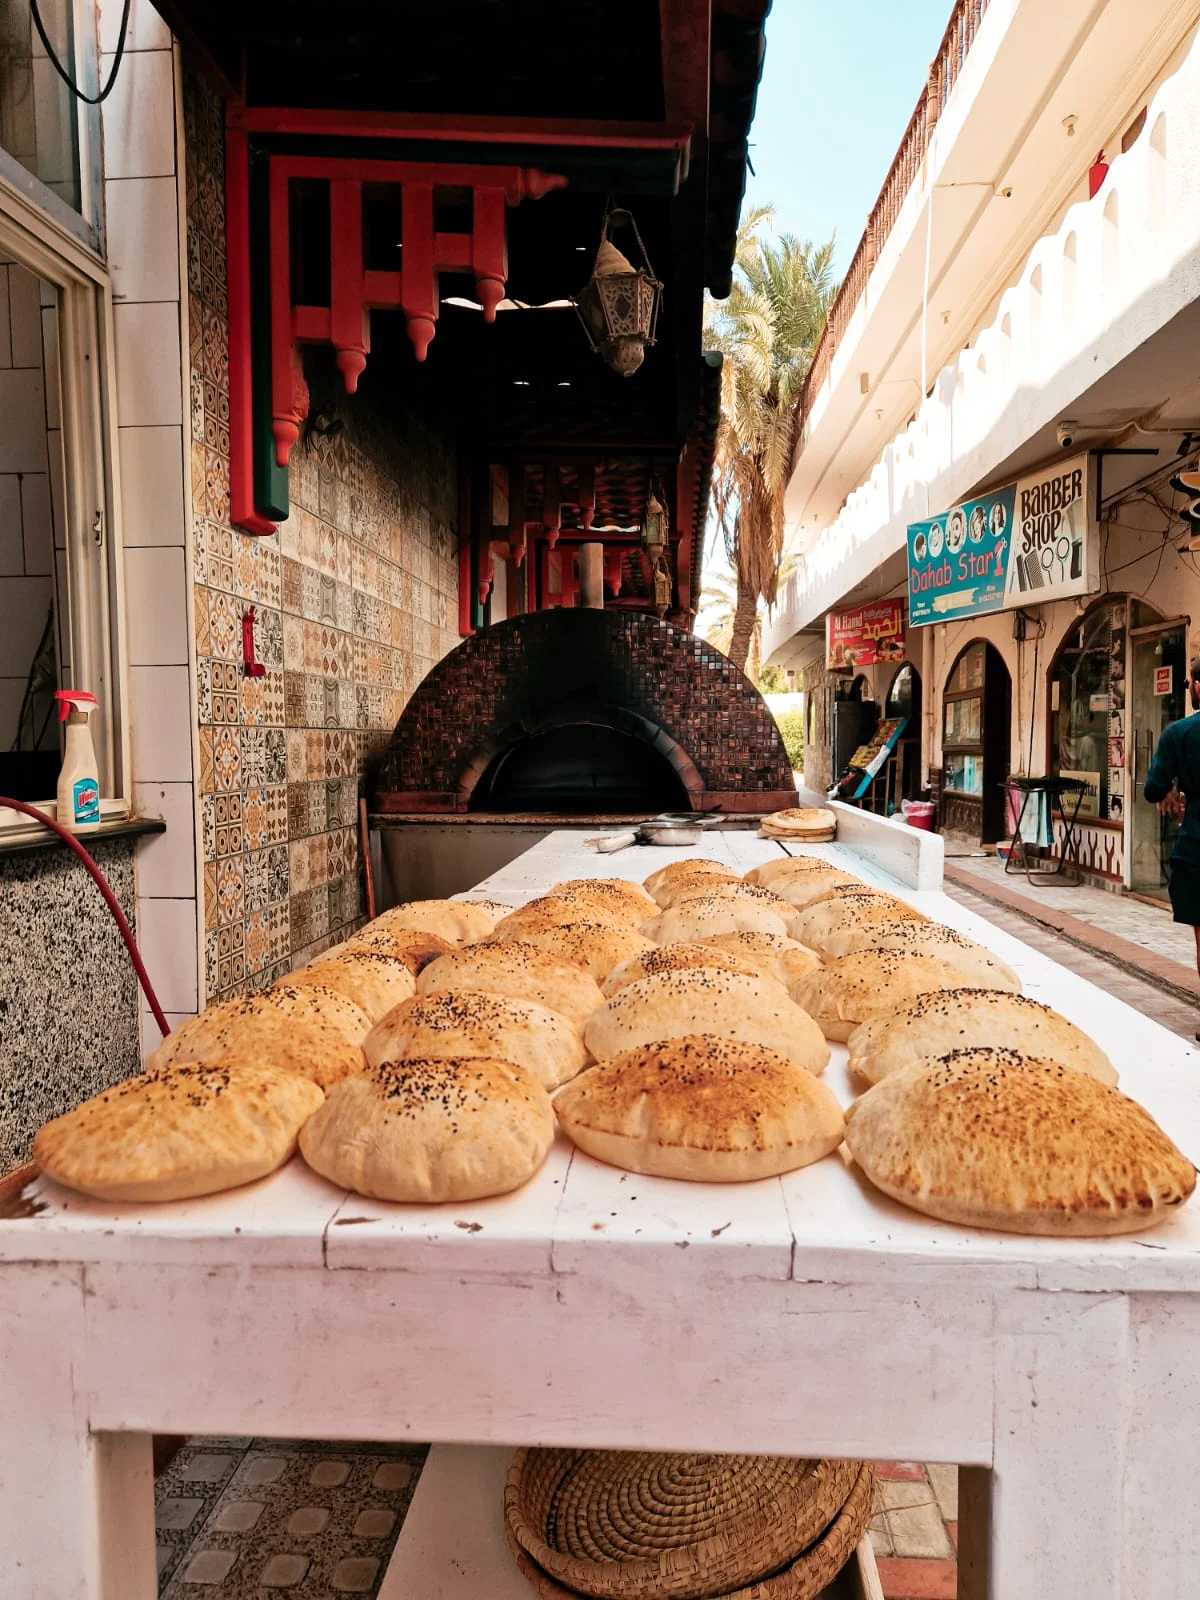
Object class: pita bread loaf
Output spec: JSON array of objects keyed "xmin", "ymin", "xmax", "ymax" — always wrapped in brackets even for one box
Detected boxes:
[
  {"xmin": 146, "ymin": 1006, "xmax": 364, "ymax": 1092},
  {"xmin": 584, "ymin": 968, "xmax": 830, "ymax": 1075},
  {"xmin": 151, "ymin": 982, "xmax": 371, "ymax": 1057},
  {"xmin": 454, "ymin": 898, "xmax": 513, "ymax": 928},
  {"xmin": 548, "ymin": 878, "xmax": 658, "ymax": 922},
  {"xmin": 416, "ymin": 940, "xmax": 605, "ymax": 1029},
  {"xmin": 789, "ymin": 892, "xmax": 924, "ymax": 953},
  {"xmin": 364, "ymin": 991, "xmax": 587, "ymax": 1090},
  {"xmin": 489, "ymin": 919, "xmax": 655, "ymax": 983},
  {"xmin": 601, "ymin": 940, "xmax": 769, "ymax": 997},
  {"xmin": 651, "ymin": 870, "xmax": 763, "ymax": 912},
  {"xmin": 847, "ymin": 990, "xmax": 1117, "ymax": 1087},
  {"xmin": 761, "ymin": 807, "xmax": 837, "ymax": 838},
  {"xmin": 844, "ymin": 1048, "xmax": 1195, "ymax": 1235},
  {"xmin": 743, "ymin": 856, "xmax": 836, "ymax": 888},
  {"xmin": 790, "ymin": 950, "xmax": 984, "ymax": 1041},
  {"xmin": 555, "ymin": 1036, "xmax": 845, "ymax": 1182},
  {"xmin": 644, "ymin": 858, "xmax": 737, "ymax": 904},
  {"xmin": 652, "ymin": 892, "xmax": 792, "ymax": 944},
  {"xmin": 290, "ymin": 952, "xmax": 417, "ymax": 1022},
  {"xmin": 299, "ymin": 1055, "xmax": 554, "ymax": 1202},
  {"xmin": 492, "ymin": 895, "xmax": 634, "ymax": 940},
  {"xmin": 820, "ymin": 922, "xmax": 1021, "ymax": 989},
  {"xmin": 34, "ymin": 1062, "xmax": 324, "ymax": 1203},
  {"xmin": 758, "ymin": 868, "xmax": 868, "ymax": 911},
  {"xmin": 327, "ymin": 925, "xmax": 455, "ymax": 972},
  {"xmin": 669, "ymin": 880, "xmax": 791, "ymax": 913},
  {"xmin": 371, "ymin": 899, "xmax": 497, "ymax": 944},
  {"xmin": 695, "ymin": 931, "xmax": 822, "ymax": 988}
]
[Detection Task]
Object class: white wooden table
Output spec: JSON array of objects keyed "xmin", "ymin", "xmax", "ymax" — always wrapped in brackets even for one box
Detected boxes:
[{"xmin": 3, "ymin": 830, "xmax": 1200, "ymax": 1600}]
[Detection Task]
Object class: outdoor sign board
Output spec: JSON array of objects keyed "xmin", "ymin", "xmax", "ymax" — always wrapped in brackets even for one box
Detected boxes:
[
  {"xmin": 1155, "ymin": 666, "xmax": 1174, "ymax": 696},
  {"xmin": 825, "ymin": 598, "xmax": 905, "ymax": 669},
  {"xmin": 907, "ymin": 454, "xmax": 1096, "ymax": 626}
]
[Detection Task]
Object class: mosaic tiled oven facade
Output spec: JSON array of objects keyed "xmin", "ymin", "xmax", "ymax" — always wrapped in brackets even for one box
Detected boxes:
[
  {"xmin": 375, "ymin": 610, "xmax": 797, "ymax": 813},
  {"xmin": 183, "ymin": 74, "xmax": 460, "ymax": 1002}
]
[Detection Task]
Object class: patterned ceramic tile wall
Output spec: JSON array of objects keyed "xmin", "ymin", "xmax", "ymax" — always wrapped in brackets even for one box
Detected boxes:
[{"xmin": 182, "ymin": 72, "xmax": 459, "ymax": 1003}]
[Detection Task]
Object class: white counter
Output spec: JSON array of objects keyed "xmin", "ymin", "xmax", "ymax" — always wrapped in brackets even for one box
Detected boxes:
[{"xmin": 1, "ymin": 829, "xmax": 1197, "ymax": 1599}]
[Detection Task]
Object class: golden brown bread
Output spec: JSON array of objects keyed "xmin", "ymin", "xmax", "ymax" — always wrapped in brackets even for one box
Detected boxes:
[
  {"xmin": 290, "ymin": 951, "xmax": 417, "ymax": 1022},
  {"xmin": 145, "ymin": 1007, "xmax": 364, "ymax": 1091},
  {"xmin": 652, "ymin": 873, "xmax": 784, "ymax": 913},
  {"xmin": 759, "ymin": 869, "xmax": 870, "ymax": 912},
  {"xmin": 760, "ymin": 807, "xmax": 837, "ymax": 838},
  {"xmin": 651, "ymin": 892, "xmax": 792, "ymax": 944},
  {"xmin": 365, "ymin": 991, "xmax": 588, "ymax": 1089},
  {"xmin": 790, "ymin": 950, "xmax": 986, "ymax": 1041},
  {"xmin": 34, "ymin": 1061, "xmax": 324, "ymax": 1202},
  {"xmin": 844, "ymin": 1048, "xmax": 1195, "ymax": 1235},
  {"xmin": 489, "ymin": 919, "xmax": 656, "ymax": 983},
  {"xmin": 415, "ymin": 939, "xmax": 605, "ymax": 1029},
  {"xmin": 819, "ymin": 922, "xmax": 1021, "ymax": 989},
  {"xmin": 326, "ymin": 925, "xmax": 455, "ymax": 972},
  {"xmin": 370, "ymin": 899, "xmax": 499, "ymax": 944},
  {"xmin": 492, "ymin": 895, "xmax": 636, "ymax": 940},
  {"xmin": 554, "ymin": 1035, "xmax": 845, "ymax": 1181},
  {"xmin": 846, "ymin": 990, "xmax": 1116, "ymax": 1086},
  {"xmin": 601, "ymin": 940, "xmax": 768, "ymax": 997},
  {"xmin": 548, "ymin": 878, "xmax": 658, "ymax": 922},
  {"xmin": 298, "ymin": 1055, "xmax": 554, "ymax": 1202},
  {"xmin": 789, "ymin": 893, "xmax": 924, "ymax": 952},
  {"xmin": 694, "ymin": 930, "xmax": 822, "ymax": 987},
  {"xmin": 643, "ymin": 858, "xmax": 738, "ymax": 904},
  {"xmin": 584, "ymin": 967, "xmax": 830, "ymax": 1075},
  {"xmin": 743, "ymin": 855, "xmax": 838, "ymax": 887}
]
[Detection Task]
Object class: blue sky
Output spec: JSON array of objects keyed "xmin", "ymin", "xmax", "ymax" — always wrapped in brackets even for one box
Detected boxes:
[{"xmin": 743, "ymin": 0, "xmax": 953, "ymax": 274}]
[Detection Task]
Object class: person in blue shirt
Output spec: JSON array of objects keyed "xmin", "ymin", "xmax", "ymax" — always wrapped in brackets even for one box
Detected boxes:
[{"xmin": 1143, "ymin": 658, "xmax": 1200, "ymax": 1030}]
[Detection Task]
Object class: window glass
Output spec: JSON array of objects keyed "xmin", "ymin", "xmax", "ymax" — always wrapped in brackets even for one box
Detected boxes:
[
  {"xmin": 886, "ymin": 664, "xmax": 913, "ymax": 718},
  {"xmin": 0, "ymin": 0, "xmax": 81, "ymax": 213},
  {"xmin": 1049, "ymin": 599, "xmax": 1127, "ymax": 820}
]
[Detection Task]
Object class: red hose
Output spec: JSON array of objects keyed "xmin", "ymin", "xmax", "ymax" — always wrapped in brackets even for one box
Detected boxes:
[{"xmin": 0, "ymin": 796, "xmax": 171, "ymax": 1038}]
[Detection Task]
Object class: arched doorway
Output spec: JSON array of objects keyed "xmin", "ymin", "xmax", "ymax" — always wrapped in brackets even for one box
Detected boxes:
[
  {"xmin": 886, "ymin": 663, "xmax": 922, "ymax": 801},
  {"xmin": 942, "ymin": 640, "xmax": 1011, "ymax": 843}
]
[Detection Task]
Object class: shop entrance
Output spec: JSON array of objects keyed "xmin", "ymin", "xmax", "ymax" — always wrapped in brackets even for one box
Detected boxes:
[
  {"xmin": 1130, "ymin": 618, "xmax": 1187, "ymax": 899},
  {"xmin": 941, "ymin": 640, "xmax": 1011, "ymax": 843}
]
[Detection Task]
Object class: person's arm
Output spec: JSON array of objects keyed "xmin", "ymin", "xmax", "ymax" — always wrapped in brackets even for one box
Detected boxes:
[{"xmin": 1144, "ymin": 723, "xmax": 1178, "ymax": 803}]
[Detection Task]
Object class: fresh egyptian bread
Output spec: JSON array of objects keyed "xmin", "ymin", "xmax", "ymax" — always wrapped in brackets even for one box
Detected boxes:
[
  {"xmin": 151, "ymin": 982, "xmax": 371, "ymax": 1057},
  {"xmin": 844, "ymin": 1048, "xmax": 1195, "ymax": 1235},
  {"xmin": 651, "ymin": 893, "xmax": 792, "ymax": 944},
  {"xmin": 364, "ymin": 991, "xmax": 587, "ymax": 1090},
  {"xmin": 601, "ymin": 939, "xmax": 770, "ymax": 997},
  {"xmin": 548, "ymin": 878, "xmax": 658, "ymax": 923},
  {"xmin": 818, "ymin": 922, "xmax": 1021, "ymax": 990},
  {"xmin": 652, "ymin": 872, "xmax": 774, "ymax": 913},
  {"xmin": 790, "ymin": 950, "xmax": 985, "ymax": 1042},
  {"xmin": 555, "ymin": 1035, "xmax": 845, "ymax": 1182},
  {"xmin": 757, "ymin": 868, "xmax": 868, "ymax": 911},
  {"xmin": 492, "ymin": 895, "xmax": 635, "ymax": 940},
  {"xmin": 488, "ymin": 919, "xmax": 656, "ymax": 983},
  {"xmin": 584, "ymin": 968, "xmax": 830, "ymax": 1075},
  {"xmin": 790, "ymin": 892, "xmax": 924, "ymax": 953},
  {"xmin": 415, "ymin": 940, "xmax": 605, "ymax": 1029},
  {"xmin": 327, "ymin": 925, "xmax": 455, "ymax": 972},
  {"xmin": 370, "ymin": 899, "xmax": 498, "ymax": 945},
  {"xmin": 667, "ymin": 880, "xmax": 792, "ymax": 913},
  {"xmin": 761, "ymin": 807, "xmax": 837, "ymax": 838},
  {"xmin": 644, "ymin": 858, "xmax": 738, "ymax": 904},
  {"xmin": 299, "ymin": 1055, "xmax": 554, "ymax": 1202},
  {"xmin": 694, "ymin": 931, "xmax": 822, "ymax": 988},
  {"xmin": 146, "ymin": 1006, "xmax": 364, "ymax": 1092},
  {"xmin": 847, "ymin": 990, "xmax": 1117, "ymax": 1087},
  {"xmin": 454, "ymin": 898, "xmax": 513, "ymax": 930},
  {"xmin": 290, "ymin": 952, "xmax": 417, "ymax": 1023},
  {"xmin": 743, "ymin": 856, "xmax": 837, "ymax": 888},
  {"xmin": 34, "ymin": 1061, "xmax": 324, "ymax": 1202}
]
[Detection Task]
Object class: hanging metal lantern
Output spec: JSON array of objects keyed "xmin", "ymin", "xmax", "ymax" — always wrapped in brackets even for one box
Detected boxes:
[
  {"xmin": 574, "ymin": 206, "xmax": 662, "ymax": 376},
  {"xmin": 642, "ymin": 481, "xmax": 669, "ymax": 552}
]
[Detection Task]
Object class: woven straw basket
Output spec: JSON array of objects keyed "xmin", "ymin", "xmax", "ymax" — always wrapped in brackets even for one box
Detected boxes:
[{"xmin": 503, "ymin": 1450, "xmax": 869, "ymax": 1600}]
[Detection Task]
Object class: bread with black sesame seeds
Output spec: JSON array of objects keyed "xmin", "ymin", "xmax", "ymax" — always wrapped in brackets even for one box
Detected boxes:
[
  {"xmin": 325, "ymin": 926, "xmax": 455, "ymax": 973},
  {"xmin": 298, "ymin": 1055, "xmax": 555, "ymax": 1202},
  {"xmin": 415, "ymin": 940, "xmax": 605, "ymax": 1029},
  {"xmin": 743, "ymin": 855, "xmax": 838, "ymax": 888},
  {"xmin": 601, "ymin": 940, "xmax": 770, "ymax": 997},
  {"xmin": 789, "ymin": 950, "xmax": 986, "ymax": 1041},
  {"xmin": 584, "ymin": 968, "xmax": 830, "ymax": 1075},
  {"xmin": 815, "ymin": 922, "xmax": 1022, "ymax": 990},
  {"xmin": 547, "ymin": 878, "xmax": 658, "ymax": 922},
  {"xmin": 486, "ymin": 919, "xmax": 656, "ymax": 983},
  {"xmin": 651, "ymin": 873, "xmax": 784, "ymax": 914},
  {"xmin": 364, "ymin": 991, "xmax": 588, "ymax": 1090},
  {"xmin": 650, "ymin": 891, "xmax": 792, "ymax": 943},
  {"xmin": 555, "ymin": 1035, "xmax": 845, "ymax": 1181},
  {"xmin": 693, "ymin": 930, "xmax": 822, "ymax": 988},
  {"xmin": 844, "ymin": 1048, "xmax": 1195, "ymax": 1235},
  {"xmin": 33, "ymin": 1062, "xmax": 324, "ymax": 1202},
  {"xmin": 290, "ymin": 951, "xmax": 417, "ymax": 1022},
  {"xmin": 144, "ymin": 1008, "xmax": 364, "ymax": 1091},
  {"xmin": 788, "ymin": 892, "xmax": 925, "ymax": 953},
  {"xmin": 759, "ymin": 871, "xmax": 875, "ymax": 912},
  {"xmin": 369, "ymin": 899, "xmax": 499, "ymax": 945},
  {"xmin": 643, "ymin": 858, "xmax": 738, "ymax": 905},
  {"xmin": 148, "ymin": 985, "xmax": 371, "ymax": 1072},
  {"xmin": 491, "ymin": 895, "xmax": 637, "ymax": 940},
  {"xmin": 846, "ymin": 989, "xmax": 1116, "ymax": 1086}
]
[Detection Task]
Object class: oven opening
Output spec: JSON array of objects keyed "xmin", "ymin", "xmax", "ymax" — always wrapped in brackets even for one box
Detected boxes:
[{"xmin": 470, "ymin": 721, "xmax": 691, "ymax": 814}]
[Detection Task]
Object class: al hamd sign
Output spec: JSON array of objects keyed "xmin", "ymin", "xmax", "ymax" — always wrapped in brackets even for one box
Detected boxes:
[
  {"xmin": 906, "ymin": 455, "xmax": 1097, "ymax": 626},
  {"xmin": 826, "ymin": 598, "xmax": 905, "ymax": 670}
]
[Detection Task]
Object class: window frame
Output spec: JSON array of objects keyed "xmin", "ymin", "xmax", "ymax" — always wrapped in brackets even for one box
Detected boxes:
[{"xmin": 942, "ymin": 640, "xmax": 987, "ymax": 797}]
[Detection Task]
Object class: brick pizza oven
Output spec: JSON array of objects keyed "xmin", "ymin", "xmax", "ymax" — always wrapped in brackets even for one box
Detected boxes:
[{"xmin": 374, "ymin": 610, "xmax": 797, "ymax": 816}]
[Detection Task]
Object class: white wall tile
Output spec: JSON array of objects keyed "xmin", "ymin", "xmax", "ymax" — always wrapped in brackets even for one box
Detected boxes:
[
  {"xmin": 124, "ymin": 545, "xmax": 188, "ymax": 664},
  {"xmin": 135, "ymin": 895, "xmax": 199, "ymax": 1013},
  {"xmin": 20, "ymin": 474, "xmax": 52, "ymax": 573},
  {"xmin": 113, "ymin": 301, "xmax": 182, "ymax": 426},
  {"xmin": 0, "ymin": 575, "xmax": 52, "ymax": 673},
  {"xmin": 128, "ymin": 663, "xmax": 194, "ymax": 781},
  {"xmin": 119, "ymin": 424, "xmax": 185, "ymax": 545},
  {"xmin": 0, "ymin": 475, "xmax": 23, "ymax": 572},
  {"xmin": 106, "ymin": 177, "xmax": 180, "ymax": 303},
  {"xmin": 0, "ymin": 369, "xmax": 48, "ymax": 471},
  {"xmin": 101, "ymin": 0, "xmax": 170, "ymax": 55},
  {"xmin": 133, "ymin": 780, "xmax": 197, "ymax": 897},
  {"xmin": 9, "ymin": 262, "xmax": 43, "ymax": 368},
  {"xmin": 99, "ymin": 47, "xmax": 175, "ymax": 180}
]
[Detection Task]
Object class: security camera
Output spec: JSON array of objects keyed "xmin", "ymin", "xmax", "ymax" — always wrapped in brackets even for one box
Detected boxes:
[{"xmin": 1056, "ymin": 421, "xmax": 1077, "ymax": 449}]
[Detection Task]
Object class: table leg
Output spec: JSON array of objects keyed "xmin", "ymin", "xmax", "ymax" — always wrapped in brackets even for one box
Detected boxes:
[{"xmin": 0, "ymin": 1264, "xmax": 156, "ymax": 1600}]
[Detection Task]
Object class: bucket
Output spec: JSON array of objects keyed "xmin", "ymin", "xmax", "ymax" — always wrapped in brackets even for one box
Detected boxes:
[{"xmin": 902, "ymin": 799, "xmax": 936, "ymax": 832}]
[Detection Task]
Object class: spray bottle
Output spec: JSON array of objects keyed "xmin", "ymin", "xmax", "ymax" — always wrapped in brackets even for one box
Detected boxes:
[{"xmin": 53, "ymin": 690, "xmax": 101, "ymax": 831}]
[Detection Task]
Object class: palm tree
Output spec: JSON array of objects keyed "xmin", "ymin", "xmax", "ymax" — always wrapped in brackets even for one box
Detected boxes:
[
  {"xmin": 704, "ymin": 208, "xmax": 837, "ymax": 671},
  {"xmin": 700, "ymin": 551, "xmax": 799, "ymax": 684}
]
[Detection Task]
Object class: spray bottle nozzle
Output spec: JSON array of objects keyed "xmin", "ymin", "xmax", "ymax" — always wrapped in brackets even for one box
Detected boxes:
[{"xmin": 53, "ymin": 690, "xmax": 99, "ymax": 723}]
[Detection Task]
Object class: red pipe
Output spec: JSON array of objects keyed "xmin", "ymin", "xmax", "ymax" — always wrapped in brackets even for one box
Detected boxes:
[{"xmin": 0, "ymin": 796, "xmax": 171, "ymax": 1039}]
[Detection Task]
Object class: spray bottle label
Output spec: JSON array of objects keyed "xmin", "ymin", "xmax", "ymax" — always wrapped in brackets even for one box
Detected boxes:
[{"xmin": 72, "ymin": 779, "xmax": 100, "ymax": 824}]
